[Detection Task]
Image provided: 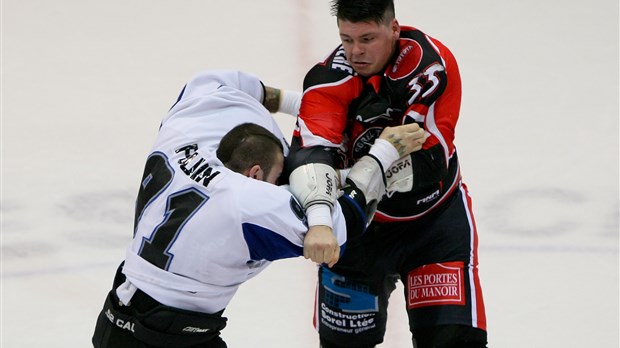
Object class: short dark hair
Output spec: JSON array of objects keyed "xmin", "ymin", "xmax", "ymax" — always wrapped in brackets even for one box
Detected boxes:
[
  {"xmin": 330, "ymin": 0, "xmax": 395, "ymax": 23},
  {"xmin": 216, "ymin": 123, "xmax": 284, "ymax": 177}
]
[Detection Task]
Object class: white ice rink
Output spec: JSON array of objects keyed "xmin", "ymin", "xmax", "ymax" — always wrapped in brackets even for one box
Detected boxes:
[{"xmin": 2, "ymin": 0, "xmax": 619, "ymax": 347}]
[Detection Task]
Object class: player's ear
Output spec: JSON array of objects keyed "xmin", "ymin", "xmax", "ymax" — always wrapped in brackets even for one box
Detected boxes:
[
  {"xmin": 248, "ymin": 165, "xmax": 264, "ymax": 181},
  {"xmin": 391, "ymin": 19, "xmax": 400, "ymax": 39}
]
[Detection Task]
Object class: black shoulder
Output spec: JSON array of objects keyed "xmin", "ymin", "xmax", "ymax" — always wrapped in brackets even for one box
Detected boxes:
[
  {"xmin": 399, "ymin": 26, "xmax": 426, "ymax": 40},
  {"xmin": 303, "ymin": 46, "xmax": 355, "ymax": 91},
  {"xmin": 286, "ymin": 141, "xmax": 339, "ymax": 170}
]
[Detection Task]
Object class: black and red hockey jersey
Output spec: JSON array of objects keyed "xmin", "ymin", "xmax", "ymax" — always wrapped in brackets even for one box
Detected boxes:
[{"xmin": 289, "ymin": 26, "xmax": 464, "ymax": 222}]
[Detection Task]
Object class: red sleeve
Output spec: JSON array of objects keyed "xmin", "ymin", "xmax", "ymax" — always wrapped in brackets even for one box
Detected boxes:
[
  {"xmin": 295, "ymin": 47, "xmax": 364, "ymax": 148},
  {"xmin": 298, "ymin": 76, "xmax": 361, "ymax": 146},
  {"xmin": 395, "ymin": 32, "xmax": 462, "ymax": 165},
  {"xmin": 428, "ymin": 41, "xmax": 461, "ymax": 154}
]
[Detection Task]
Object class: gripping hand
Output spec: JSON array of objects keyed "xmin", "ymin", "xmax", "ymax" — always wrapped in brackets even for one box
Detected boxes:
[{"xmin": 377, "ymin": 123, "xmax": 426, "ymax": 159}]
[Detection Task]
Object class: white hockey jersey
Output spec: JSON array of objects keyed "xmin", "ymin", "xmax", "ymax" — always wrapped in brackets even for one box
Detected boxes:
[{"xmin": 119, "ymin": 70, "xmax": 348, "ymax": 314}]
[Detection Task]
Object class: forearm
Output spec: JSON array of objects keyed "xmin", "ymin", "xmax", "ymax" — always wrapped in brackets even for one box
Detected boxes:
[
  {"xmin": 287, "ymin": 145, "xmax": 341, "ymax": 228},
  {"xmin": 261, "ymin": 85, "xmax": 301, "ymax": 115}
]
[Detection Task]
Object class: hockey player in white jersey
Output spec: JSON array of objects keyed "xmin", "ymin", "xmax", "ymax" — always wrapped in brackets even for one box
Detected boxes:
[{"xmin": 92, "ymin": 69, "xmax": 426, "ymax": 348}]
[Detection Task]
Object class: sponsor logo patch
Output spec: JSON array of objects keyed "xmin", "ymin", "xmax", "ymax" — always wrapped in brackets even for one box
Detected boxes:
[
  {"xmin": 319, "ymin": 268, "xmax": 378, "ymax": 335},
  {"xmin": 183, "ymin": 326, "xmax": 211, "ymax": 333},
  {"xmin": 388, "ymin": 39, "xmax": 422, "ymax": 80},
  {"xmin": 407, "ymin": 261, "xmax": 465, "ymax": 309},
  {"xmin": 352, "ymin": 127, "xmax": 383, "ymax": 160}
]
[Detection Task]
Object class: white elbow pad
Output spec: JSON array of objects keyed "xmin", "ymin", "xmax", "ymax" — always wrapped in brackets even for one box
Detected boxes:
[
  {"xmin": 347, "ymin": 155, "xmax": 386, "ymax": 204},
  {"xmin": 289, "ymin": 163, "xmax": 338, "ymax": 210},
  {"xmin": 385, "ymin": 156, "xmax": 414, "ymax": 193}
]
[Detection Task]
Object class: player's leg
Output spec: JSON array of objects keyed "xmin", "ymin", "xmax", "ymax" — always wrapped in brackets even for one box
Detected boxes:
[
  {"xmin": 92, "ymin": 297, "xmax": 140, "ymax": 348},
  {"xmin": 92, "ymin": 293, "xmax": 228, "ymax": 348},
  {"xmin": 314, "ymin": 218, "xmax": 403, "ymax": 348},
  {"xmin": 316, "ymin": 265, "xmax": 398, "ymax": 348},
  {"xmin": 412, "ymin": 325, "xmax": 487, "ymax": 348},
  {"xmin": 93, "ymin": 263, "xmax": 143, "ymax": 348},
  {"xmin": 405, "ymin": 262, "xmax": 488, "ymax": 348},
  {"xmin": 195, "ymin": 336, "xmax": 227, "ymax": 348},
  {"xmin": 320, "ymin": 341, "xmax": 376, "ymax": 348},
  {"xmin": 401, "ymin": 185, "xmax": 487, "ymax": 347},
  {"xmin": 93, "ymin": 263, "xmax": 229, "ymax": 348}
]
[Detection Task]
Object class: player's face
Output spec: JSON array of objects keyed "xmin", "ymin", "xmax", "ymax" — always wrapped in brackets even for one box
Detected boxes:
[
  {"xmin": 337, "ymin": 18, "xmax": 400, "ymax": 77},
  {"xmin": 264, "ymin": 152, "xmax": 285, "ymax": 185}
]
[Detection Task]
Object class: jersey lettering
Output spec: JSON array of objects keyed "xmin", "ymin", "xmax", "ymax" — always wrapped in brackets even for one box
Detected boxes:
[
  {"xmin": 176, "ymin": 144, "xmax": 221, "ymax": 187},
  {"xmin": 352, "ymin": 127, "xmax": 383, "ymax": 160},
  {"xmin": 389, "ymin": 40, "xmax": 423, "ymax": 80},
  {"xmin": 331, "ymin": 47, "xmax": 353, "ymax": 74}
]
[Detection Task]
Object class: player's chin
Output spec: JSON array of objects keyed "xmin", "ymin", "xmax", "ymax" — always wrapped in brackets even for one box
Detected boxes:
[{"xmin": 352, "ymin": 63, "xmax": 375, "ymax": 76}]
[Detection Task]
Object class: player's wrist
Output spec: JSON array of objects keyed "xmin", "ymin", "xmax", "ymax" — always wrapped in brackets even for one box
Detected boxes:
[
  {"xmin": 279, "ymin": 90, "xmax": 302, "ymax": 116},
  {"xmin": 262, "ymin": 86, "xmax": 281, "ymax": 113},
  {"xmin": 261, "ymin": 86, "xmax": 301, "ymax": 116},
  {"xmin": 368, "ymin": 138, "xmax": 400, "ymax": 172},
  {"xmin": 306, "ymin": 204, "xmax": 333, "ymax": 229}
]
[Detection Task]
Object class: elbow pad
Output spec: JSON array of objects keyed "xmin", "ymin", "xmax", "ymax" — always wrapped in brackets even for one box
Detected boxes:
[
  {"xmin": 345, "ymin": 155, "xmax": 387, "ymax": 223},
  {"xmin": 289, "ymin": 163, "xmax": 338, "ymax": 210},
  {"xmin": 385, "ymin": 155, "xmax": 414, "ymax": 193},
  {"xmin": 346, "ymin": 155, "xmax": 387, "ymax": 207}
]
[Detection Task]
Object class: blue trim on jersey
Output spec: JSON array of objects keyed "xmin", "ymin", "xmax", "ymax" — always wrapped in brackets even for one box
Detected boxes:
[
  {"xmin": 242, "ymin": 223, "xmax": 303, "ymax": 261},
  {"xmin": 340, "ymin": 191, "xmax": 368, "ymax": 230},
  {"xmin": 169, "ymin": 84, "xmax": 187, "ymax": 111}
]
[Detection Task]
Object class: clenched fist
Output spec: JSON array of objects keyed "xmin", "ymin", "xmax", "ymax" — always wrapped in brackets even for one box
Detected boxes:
[
  {"xmin": 378, "ymin": 123, "xmax": 428, "ymax": 157},
  {"xmin": 303, "ymin": 225, "xmax": 340, "ymax": 268}
]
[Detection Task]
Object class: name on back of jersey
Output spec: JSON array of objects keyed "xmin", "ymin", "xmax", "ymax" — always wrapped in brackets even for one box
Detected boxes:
[
  {"xmin": 331, "ymin": 47, "xmax": 353, "ymax": 74},
  {"xmin": 176, "ymin": 144, "xmax": 221, "ymax": 187}
]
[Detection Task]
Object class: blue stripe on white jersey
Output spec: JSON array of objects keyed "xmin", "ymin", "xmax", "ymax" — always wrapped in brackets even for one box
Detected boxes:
[{"xmin": 242, "ymin": 223, "xmax": 304, "ymax": 261}]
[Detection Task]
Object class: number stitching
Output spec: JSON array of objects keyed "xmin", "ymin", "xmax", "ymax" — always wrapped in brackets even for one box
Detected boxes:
[
  {"xmin": 139, "ymin": 188, "xmax": 208, "ymax": 270},
  {"xmin": 133, "ymin": 151, "xmax": 209, "ymax": 270},
  {"xmin": 134, "ymin": 152, "xmax": 174, "ymax": 235}
]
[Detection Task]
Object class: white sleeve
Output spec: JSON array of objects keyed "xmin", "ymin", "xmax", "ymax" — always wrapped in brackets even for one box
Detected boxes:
[
  {"xmin": 237, "ymin": 182, "xmax": 346, "ymax": 260},
  {"xmin": 161, "ymin": 69, "xmax": 290, "ymax": 154},
  {"xmin": 180, "ymin": 70, "xmax": 264, "ymax": 103}
]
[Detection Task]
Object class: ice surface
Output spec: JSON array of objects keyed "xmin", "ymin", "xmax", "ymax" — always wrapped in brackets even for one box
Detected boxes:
[{"xmin": 2, "ymin": 0, "xmax": 618, "ymax": 347}]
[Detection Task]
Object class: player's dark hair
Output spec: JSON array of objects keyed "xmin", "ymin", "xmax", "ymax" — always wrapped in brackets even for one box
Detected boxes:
[
  {"xmin": 330, "ymin": 0, "xmax": 395, "ymax": 24},
  {"xmin": 217, "ymin": 123, "xmax": 284, "ymax": 178}
]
